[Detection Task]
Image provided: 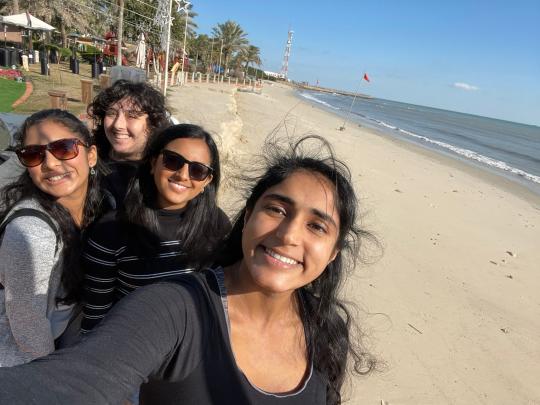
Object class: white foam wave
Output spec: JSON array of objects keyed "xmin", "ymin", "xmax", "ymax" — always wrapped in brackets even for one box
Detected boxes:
[
  {"xmin": 374, "ymin": 121, "xmax": 540, "ymax": 184},
  {"xmin": 299, "ymin": 93, "xmax": 340, "ymax": 110}
]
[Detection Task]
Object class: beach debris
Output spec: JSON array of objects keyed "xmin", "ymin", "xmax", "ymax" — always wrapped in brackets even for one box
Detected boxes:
[
  {"xmin": 505, "ymin": 251, "xmax": 517, "ymax": 258},
  {"xmin": 506, "ymin": 274, "xmax": 513, "ymax": 279},
  {"xmin": 407, "ymin": 323, "xmax": 423, "ymax": 334},
  {"xmin": 452, "ymin": 189, "xmax": 458, "ymax": 193},
  {"xmin": 394, "ymin": 189, "xmax": 402, "ymax": 193},
  {"xmin": 489, "ymin": 260, "xmax": 498, "ymax": 265},
  {"xmin": 500, "ymin": 328, "xmax": 509, "ymax": 334}
]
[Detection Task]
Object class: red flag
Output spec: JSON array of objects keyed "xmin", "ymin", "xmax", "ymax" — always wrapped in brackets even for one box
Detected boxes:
[{"xmin": 363, "ymin": 73, "xmax": 370, "ymax": 82}]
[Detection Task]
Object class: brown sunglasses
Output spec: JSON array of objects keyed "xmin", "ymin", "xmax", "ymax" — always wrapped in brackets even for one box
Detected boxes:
[{"xmin": 16, "ymin": 138, "xmax": 89, "ymax": 168}]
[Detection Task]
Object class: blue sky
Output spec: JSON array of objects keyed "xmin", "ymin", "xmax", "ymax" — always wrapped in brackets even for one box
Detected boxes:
[{"xmin": 192, "ymin": 0, "xmax": 540, "ymax": 126}]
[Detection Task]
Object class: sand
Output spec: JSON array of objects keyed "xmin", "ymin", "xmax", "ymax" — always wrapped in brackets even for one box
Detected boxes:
[{"xmin": 167, "ymin": 81, "xmax": 540, "ymax": 405}]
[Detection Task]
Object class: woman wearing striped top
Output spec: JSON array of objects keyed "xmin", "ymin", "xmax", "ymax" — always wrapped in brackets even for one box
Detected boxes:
[{"xmin": 81, "ymin": 124, "xmax": 230, "ymax": 332}]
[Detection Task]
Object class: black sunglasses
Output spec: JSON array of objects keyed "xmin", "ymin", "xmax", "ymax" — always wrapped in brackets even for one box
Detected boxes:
[
  {"xmin": 161, "ymin": 149, "xmax": 213, "ymax": 181},
  {"xmin": 16, "ymin": 138, "xmax": 89, "ymax": 168}
]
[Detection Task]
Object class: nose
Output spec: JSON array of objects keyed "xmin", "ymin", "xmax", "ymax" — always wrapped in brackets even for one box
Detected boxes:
[
  {"xmin": 112, "ymin": 110, "xmax": 127, "ymax": 129},
  {"xmin": 275, "ymin": 216, "xmax": 302, "ymax": 246},
  {"xmin": 41, "ymin": 150, "xmax": 61, "ymax": 170},
  {"xmin": 172, "ymin": 162, "xmax": 190, "ymax": 181}
]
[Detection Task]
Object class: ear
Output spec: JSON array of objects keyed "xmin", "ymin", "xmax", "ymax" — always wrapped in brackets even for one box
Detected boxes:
[
  {"xmin": 203, "ymin": 173, "xmax": 213, "ymax": 188},
  {"xmin": 87, "ymin": 145, "xmax": 98, "ymax": 168},
  {"xmin": 328, "ymin": 248, "xmax": 339, "ymax": 265}
]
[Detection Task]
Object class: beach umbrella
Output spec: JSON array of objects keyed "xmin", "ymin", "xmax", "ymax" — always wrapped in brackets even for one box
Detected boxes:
[
  {"xmin": 0, "ymin": 12, "xmax": 55, "ymax": 31},
  {"xmin": 135, "ymin": 32, "xmax": 146, "ymax": 69}
]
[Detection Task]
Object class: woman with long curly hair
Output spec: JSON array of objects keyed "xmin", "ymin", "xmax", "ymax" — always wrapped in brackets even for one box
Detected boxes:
[{"xmin": 87, "ymin": 79, "xmax": 172, "ymax": 206}]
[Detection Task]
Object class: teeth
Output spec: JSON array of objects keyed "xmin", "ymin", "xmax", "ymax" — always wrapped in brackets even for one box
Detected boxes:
[
  {"xmin": 169, "ymin": 181, "xmax": 187, "ymax": 191},
  {"xmin": 265, "ymin": 247, "xmax": 299, "ymax": 265},
  {"xmin": 46, "ymin": 173, "xmax": 69, "ymax": 182}
]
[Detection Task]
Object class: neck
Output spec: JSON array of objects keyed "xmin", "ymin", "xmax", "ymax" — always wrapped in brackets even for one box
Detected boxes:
[
  {"xmin": 58, "ymin": 193, "xmax": 86, "ymax": 227},
  {"xmin": 109, "ymin": 149, "xmax": 140, "ymax": 162},
  {"xmin": 224, "ymin": 262, "xmax": 300, "ymax": 325}
]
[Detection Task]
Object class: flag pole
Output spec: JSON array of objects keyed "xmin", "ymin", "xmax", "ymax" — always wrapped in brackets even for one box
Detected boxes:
[
  {"xmin": 340, "ymin": 72, "xmax": 369, "ymax": 131},
  {"xmin": 339, "ymin": 83, "xmax": 361, "ymax": 131}
]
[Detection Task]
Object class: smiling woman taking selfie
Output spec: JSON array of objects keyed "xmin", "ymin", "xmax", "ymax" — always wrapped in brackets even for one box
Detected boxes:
[
  {"xmin": 0, "ymin": 110, "xmax": 105, "ymax": 367},
  {"xmin": 0, "ymin": 136, "xmax": 376, "ymax": 404}
]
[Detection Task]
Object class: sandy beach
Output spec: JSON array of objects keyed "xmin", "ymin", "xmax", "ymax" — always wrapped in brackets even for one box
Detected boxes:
[{"xmin": 167, "ymin": 81, "xmax": 540, "ymax": 405}]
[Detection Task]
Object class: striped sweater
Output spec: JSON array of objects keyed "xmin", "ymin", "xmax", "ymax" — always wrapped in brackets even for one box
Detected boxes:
[{"xmin": 81, "ymin": 208, "xmax": 229, "ymax": 332}]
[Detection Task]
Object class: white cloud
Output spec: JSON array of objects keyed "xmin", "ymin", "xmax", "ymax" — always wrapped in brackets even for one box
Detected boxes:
[{"xmin": 453, "ymin": 82, "xmax": 479, "ymax": 91}]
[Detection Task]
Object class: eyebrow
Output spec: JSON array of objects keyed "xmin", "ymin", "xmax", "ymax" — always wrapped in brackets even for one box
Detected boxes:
[{"xmin": 262, "ymin": 193, "xmax": 338, "ymax": 229}]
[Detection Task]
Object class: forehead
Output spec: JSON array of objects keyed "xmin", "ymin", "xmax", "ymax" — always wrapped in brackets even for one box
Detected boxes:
[
  {"xmin": 163, "ymin": 138, "xmax": 212, "ymax": 164},
  {"xmin": 260, "ymin": 170, "xmax": 339, "ymax": 224},
  {"xmin": 109, "ymin": 97, "xmax": 144, "ymax": 111},
  {"xmin": 24, "ymin": 120, "xmax": 78, "ymax": 145}
]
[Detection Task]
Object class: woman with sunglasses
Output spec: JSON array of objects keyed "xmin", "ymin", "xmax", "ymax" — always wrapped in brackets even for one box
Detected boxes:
[
  {"xmin": 0, "ymin": 109, "xmax": 105, "ymax": 367},
  {"xmin": 87, "ymin": 80, "xmax": 172, "ymax": 207},
  {"xmin": 80, "ymin": 124, "xmax": 230, "ymax": 333},
  {"xmin": 0, "ymin": 136, "xmax": 376, "ymax": 404}
]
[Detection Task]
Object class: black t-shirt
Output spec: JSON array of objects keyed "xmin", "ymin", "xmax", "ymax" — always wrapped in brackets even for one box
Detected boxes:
[{"xmin": 0, "ymin": 270, "xmax": 327, "ymax": 405}]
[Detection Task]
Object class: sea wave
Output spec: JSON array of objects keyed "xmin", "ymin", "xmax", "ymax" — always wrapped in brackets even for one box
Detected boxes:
[
  {"xmin": 370, "ymin": 119, "xmax": 540, "ymax": 184},
  {"xmin": 299, "ymin": 93, "xmax": 340, "ymax": 110}
]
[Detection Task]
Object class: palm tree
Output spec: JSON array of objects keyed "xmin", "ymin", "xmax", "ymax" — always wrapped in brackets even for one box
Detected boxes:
[
  {"xmin": 242, "ymin": 45, "xmax": 261, "ymax": 71},
  {"xmin": 211, "ymin": 20, "xmax": 248, "ymax": 72}
]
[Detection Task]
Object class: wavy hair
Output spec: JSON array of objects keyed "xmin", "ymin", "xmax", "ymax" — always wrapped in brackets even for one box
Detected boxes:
[
  {"xmin": 0, "ymin": 109, "xmax": 107, "ymax": 304},
  {"xmin": 218, "ymin": 135, "xmax": 378, "ymax": 404},
  {"xmin": 87, "ymin": 80, "xmax": 171, "ymax": 159},
  {"xmin": 122, "ymin": 124, "xmax": 228, "ymax": 265}
]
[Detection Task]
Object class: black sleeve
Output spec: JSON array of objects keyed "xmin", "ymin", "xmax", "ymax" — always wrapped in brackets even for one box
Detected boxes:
[{"xmin": 0, "ymin": 282, "xmax": 202, "ymax": 405}]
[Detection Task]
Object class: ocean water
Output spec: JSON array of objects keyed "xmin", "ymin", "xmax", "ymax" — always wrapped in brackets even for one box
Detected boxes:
[{"xmin": 297, "ymin": 90, "xmax": 540, "ymax": 194}]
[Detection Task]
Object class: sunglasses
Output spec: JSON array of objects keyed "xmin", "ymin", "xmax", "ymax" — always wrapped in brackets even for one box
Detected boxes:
[
  {"xmin": 16, "ymin": 138, "xmax": 89, "ymax": 168},
  {"xmin": 161, "ymin": 149, "xmax": 213, "ymax": 181}
]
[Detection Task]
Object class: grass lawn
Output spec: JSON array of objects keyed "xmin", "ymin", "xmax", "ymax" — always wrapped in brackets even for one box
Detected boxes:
[{"xmin": 0, "ymin": 78, "xmax": 26, "ymax": 112}]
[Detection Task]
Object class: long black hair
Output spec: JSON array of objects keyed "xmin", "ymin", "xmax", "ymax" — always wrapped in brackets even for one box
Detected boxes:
[
  {"xmin": 0, "ymin": 109, "xmax": 107, "ymax": 304},
  {"xmin": 87, "ymin": 80, "xmax": 171, "ymax": 159},
  {"xmin": 218, "ymin": 135, "xmax": 377, "ymax": 404},
  {"xmin": 122, "ymin": 124, "xmax": 228, "ymax": 265}
]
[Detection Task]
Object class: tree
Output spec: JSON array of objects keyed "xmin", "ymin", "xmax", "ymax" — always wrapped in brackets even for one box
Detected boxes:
[
  {"xmin": 211, "ymin": 20, "xmax": 248, "ymax": 72},
  {"xmin": 242, "ymin": 45, "xmax": 261, "ymax": 71}
]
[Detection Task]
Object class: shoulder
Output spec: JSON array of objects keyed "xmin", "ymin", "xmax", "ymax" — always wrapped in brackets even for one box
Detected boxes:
[{"xmin": 2, "ymin": 200, "xmax": 58, "ymax": 238}]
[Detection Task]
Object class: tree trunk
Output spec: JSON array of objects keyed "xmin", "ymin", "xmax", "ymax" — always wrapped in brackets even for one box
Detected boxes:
[
  {"xmin": 12, "ymin": 0, "xmax": 19, "ymax": 13},
  {"xmin": 60, "ymin": 19, "xmax": 67, "ymax": 48}
]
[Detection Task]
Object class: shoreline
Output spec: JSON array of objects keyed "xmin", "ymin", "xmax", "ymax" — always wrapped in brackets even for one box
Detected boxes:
[{"xmin": 292, "ymin": 87, "xmax": 540, "ymax": 201}]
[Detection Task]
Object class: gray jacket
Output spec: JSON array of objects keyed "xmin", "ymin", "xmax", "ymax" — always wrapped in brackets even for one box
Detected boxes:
[{"xmin": 0, "ymin": 199, "xmax": 71, "ymax": 367}]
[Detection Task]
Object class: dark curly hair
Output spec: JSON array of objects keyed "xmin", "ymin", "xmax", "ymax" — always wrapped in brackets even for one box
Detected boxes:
[
  {"xmin": 218, "ymin": 135, "xmax": 378, "ymax": 404},
  {"xmin": 0, "ymin": 109, "xmax": 108, "ymax": 304},
  {"xmin": 87, "ymin": 80, "xmax": 171, "ymax": 159}
]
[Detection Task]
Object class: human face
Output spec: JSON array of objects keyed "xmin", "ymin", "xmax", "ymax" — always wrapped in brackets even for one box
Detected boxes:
[
  {"xmin": 24, "ymin": 120, "xmax": 97, "ymax": 209},
  {"xmin": 103, "ymin": 98, "xmax": 149, "ymax": 161},
  {"xmin": 240, "ymin": 170, "xmax": 340, "ymax": 295},
  {"xmin": 151, "ymin": 137, "xmax": 213, "ymax": 210}
]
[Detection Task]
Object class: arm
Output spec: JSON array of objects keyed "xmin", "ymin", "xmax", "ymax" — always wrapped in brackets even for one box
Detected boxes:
[
  {"xmin": 80, "ymin": 223, "xmax": 120, "ymax": 332},
  {"xmin": 0, "ymin": 282, "xmax": 197, "ymax": 404},
  {"xmin": 0, "ymin": 217, "xmax": 57, "ymax": 361}
]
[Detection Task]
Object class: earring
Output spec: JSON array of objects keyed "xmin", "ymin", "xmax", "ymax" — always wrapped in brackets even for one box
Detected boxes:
[{"xmin": 90, "ymin": 166, "xmax": 96, "ymax": 176}]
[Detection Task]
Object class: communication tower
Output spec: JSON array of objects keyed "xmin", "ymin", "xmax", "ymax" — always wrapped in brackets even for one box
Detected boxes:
[{"xmin": 280, "ymin": 29, "xmax": 294, "ymax": 79}]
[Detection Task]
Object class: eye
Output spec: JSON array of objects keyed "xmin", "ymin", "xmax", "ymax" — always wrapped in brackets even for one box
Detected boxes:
[
  {"xmin": 264, "ymin": 205, "xmax": 286, "ymax": 217},
  {"xmin": 127, "ymin": 111, "xmax": 144, "ymax": 119},
  {"xmin": 105, "ymin": 109, "xmax": 117, "ymax": 117},
  {"xmin": 308, "ymin": 221, "xmax": 328, "ymax": 234}
]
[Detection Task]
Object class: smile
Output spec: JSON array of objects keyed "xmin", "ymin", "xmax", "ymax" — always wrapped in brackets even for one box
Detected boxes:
[
  {"xmin": 168, "ymin": 179, "xmax": 189, "ymax": 191},
  {"xmin": 264, "ymin": 247, "xmax": 300, "ymax": 265},
  {"xmin": 44, "ymin": 172, "xmax": 71, "ymax": 183}
]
